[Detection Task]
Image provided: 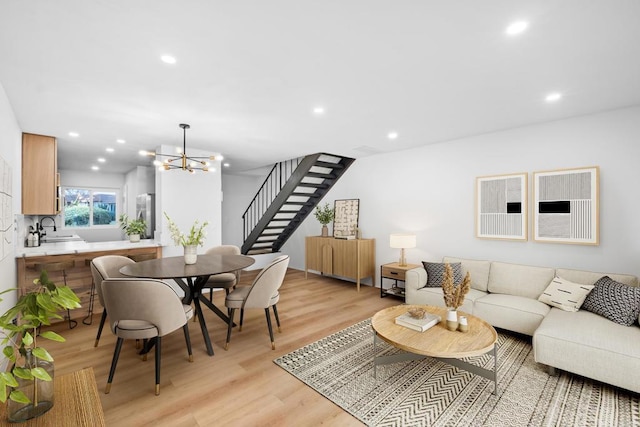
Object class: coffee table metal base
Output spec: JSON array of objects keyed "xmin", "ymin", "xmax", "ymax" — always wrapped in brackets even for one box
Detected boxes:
[{"xmin": 373, "ymin": 332, "xmax": 499, "ymax": 395}]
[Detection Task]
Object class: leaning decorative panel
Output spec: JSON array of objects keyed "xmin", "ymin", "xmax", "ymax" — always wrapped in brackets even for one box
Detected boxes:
[
  {"xmin": 333, "ymin": 199, "xmax": 359, "ymax": 238},
  {"xmin": 533, "ymin": 166, "xmax": 599, "ymax": 245},
  {"xmin": 476, "ymin": 173, "xmax": 527, "ymax": 241}
]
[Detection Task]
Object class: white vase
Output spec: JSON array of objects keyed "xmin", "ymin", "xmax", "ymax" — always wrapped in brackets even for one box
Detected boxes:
[
  {"xmin": 445, "ymin": 308, "xmax": 458, "ymax": 331},
  {"xmin": 184, "ymin": 245, "xmax": 197, "ymax": 264}
]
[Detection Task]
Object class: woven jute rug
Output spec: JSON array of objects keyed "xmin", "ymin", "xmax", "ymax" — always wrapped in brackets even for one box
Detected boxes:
[{"xmin": 274, "ymin": 319, "xmax": 640, "ymax": 426}]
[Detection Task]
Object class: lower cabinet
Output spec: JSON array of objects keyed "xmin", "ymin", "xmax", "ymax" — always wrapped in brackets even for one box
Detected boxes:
[{"xmin": 305, "ymin": 236, "xmax": 376, "ymax": 291}]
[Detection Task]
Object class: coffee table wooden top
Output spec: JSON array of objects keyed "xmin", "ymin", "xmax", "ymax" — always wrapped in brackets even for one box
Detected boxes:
[{"xmin": 371, "ymin": 305, "xmax": 497, "ymax": 359}]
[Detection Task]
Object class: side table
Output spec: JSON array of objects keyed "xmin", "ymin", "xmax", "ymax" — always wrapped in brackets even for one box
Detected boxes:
[{"xmin": 380, "ymin": 262, "xmax": 421, "ymax": 299}]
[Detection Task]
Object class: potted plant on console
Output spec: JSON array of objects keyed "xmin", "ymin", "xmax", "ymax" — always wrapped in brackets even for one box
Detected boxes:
[
  {"xmin": 119, "ymin": 214, "xmax": 147, "ymax": 242},
  {"xmin": 0, "ymin": 271, "xmax": 81, "ymax": 422},
  {"xmin": 164, "ymin": 212, "xmax": 208, "ymax": 265},
  {"xmin": 314, "ymin": 202, "xmax": 334, "ymax": 237}
]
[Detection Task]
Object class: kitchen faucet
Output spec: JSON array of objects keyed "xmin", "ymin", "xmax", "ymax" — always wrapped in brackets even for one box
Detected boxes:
[{"xmin": 40, "ymin": 216, "xmax": 57, "ymax": 237}]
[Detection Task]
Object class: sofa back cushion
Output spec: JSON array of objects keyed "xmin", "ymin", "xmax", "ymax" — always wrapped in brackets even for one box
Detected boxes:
[
  {"xmin": 443, "ymin": 256, "xmax": 491, "ymax": 292},
  {"xmin": 488, "ymin": 261, "xmax": 555, "ymax": 299},
  {"xmin": 555, "ymin": 268, "xmax": 638, "ymax": 287}
]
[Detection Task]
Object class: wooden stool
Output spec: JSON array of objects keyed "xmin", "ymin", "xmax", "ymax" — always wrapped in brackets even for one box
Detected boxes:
[{"xmin": 34, "ymin": 260, "xmax": 78, "ymax": 329}]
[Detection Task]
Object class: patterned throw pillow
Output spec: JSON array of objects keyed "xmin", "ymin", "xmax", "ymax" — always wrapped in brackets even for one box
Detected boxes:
[
  {"xmin": 538, "ymin": 277, "xmax": 595, "ymax": 312},
  {"xmin": 422, "ymin": 262, "xmax": 464, "ymax": 287},
  {"xmin": 582, "ymin": 276, "xmax": 640, "ymax": 326}
]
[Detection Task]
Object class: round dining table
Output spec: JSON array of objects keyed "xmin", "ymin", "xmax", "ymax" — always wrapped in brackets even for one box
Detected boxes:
[{"xmin": 120, "ymin": 253, "xmax": 255, "ymax": 356}]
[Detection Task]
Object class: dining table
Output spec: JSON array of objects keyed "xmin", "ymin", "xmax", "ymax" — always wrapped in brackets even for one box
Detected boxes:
[{"xmin": 119, "ymin": 253, "xmax": 255, "ymax": 356}]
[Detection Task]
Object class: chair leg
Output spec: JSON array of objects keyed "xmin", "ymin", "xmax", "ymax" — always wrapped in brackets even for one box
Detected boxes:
[
  {"xmin": 142, "ymin": 339, "xmax": 148, "ymax": 361},
  {"xmin": 239, "ymin": 309, "xmax": 245, "ymax": 332},
  {"xmin": 225, "ymin": 308, "xmax": 235, "ymax": 350},
  {"xmin": 94, "ymin": 310, "xmax": 108, "ymax": 347},
  {"xmin": 82, "ymin": 277, "xmax": 96, "ymax": 325},
  {"xmin": 272, "ymin": 304, "xmax": 281, "ymax": 333},
  {"xmin": 155, "ymin": 336, "xmax": 161, "ymax": 395},
  {"xmin": 61, "ymin": 269, "xmax": 77, "ymax": 329},
  {"xmin": 183, "ymin": 324, "xmax": 193, "ymax": 362},
  {"xmin": 105, "ymin": 337, "xmax": 124, "ymax": 394},
  {"xmin": 265, "ymin": 308, "xmax": 275, "ymax": 350}
]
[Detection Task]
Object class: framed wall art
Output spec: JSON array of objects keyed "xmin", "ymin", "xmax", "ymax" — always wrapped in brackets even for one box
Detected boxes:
[
  {"xmin": 333, "ymin": 199, "xmax": 359, "ymax": 238},
  {"xmin": 533, "ymin": 166, "xmax": 599, "ymax": 245},
  {"xmin": 476, "ymin": 173, "xmax": 527, "ymax": 241}
]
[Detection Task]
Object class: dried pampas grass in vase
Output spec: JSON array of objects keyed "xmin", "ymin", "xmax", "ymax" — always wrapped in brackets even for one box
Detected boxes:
[{"xmin": 442, "ymin": 263, "xmax": 471, "ymax": 331}]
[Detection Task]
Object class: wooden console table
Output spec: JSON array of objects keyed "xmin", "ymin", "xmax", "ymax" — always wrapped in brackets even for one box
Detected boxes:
[
  {"xmin": 0, "ymin": 367, "xmax": 106, "ymax": 426},
  {"xmin": 305, "ymin": 236, "xmax": 375, "ymax": 291}
]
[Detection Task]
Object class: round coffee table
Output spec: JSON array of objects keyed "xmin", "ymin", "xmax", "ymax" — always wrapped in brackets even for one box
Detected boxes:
[{"xmin": 371, "ymin": 304, "xmax": 499, "ymax": 394}]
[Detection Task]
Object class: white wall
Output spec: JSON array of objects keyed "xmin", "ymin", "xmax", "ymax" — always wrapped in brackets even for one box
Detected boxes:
[
  {"xmin": 0, "ymin": 83, "xmax": 21, "ymax": 314},
  {"xmin": 278, "ymin": 106, "xmax": 640, "ymax": 281},
  {"xmin": 221, "ymin": 172, "xmax": 262, "ymax": 248},
  {"xmin": 156, "ymin": 144, "xmax": 222, "ymax": 257}
]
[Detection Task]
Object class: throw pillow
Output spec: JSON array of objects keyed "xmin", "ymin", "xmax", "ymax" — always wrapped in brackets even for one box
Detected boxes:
[
  {"xmin": 538, "ymin": 276, "xmax": 594, "ymax": 312},
  {"xmin": 582, "ymin": 276, "xmax": 640, "ymax": 326},
  {"xmin": 422, "ymin": 262, "xmax": 463, "ymax": 287}
]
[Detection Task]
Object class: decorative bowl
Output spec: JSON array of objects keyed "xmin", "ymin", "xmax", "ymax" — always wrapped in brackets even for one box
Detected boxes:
[{"xmin": 407, "ymin": 307, "xmax": 426, "ymax": 319}]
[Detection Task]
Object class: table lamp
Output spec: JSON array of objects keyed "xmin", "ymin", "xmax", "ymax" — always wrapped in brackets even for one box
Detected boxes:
[{"xmin": 390, "ymin": 233, "xmax": 416, "ymax": 266}]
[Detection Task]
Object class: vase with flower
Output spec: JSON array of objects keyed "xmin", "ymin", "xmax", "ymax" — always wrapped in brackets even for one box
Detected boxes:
[
  {"xmin": 442, "ymin": 263, "xmax": 471, "ymax": 331},
  {"xmin": 164, "ymin": 212, "xmax": 209, "ymax": 264}
]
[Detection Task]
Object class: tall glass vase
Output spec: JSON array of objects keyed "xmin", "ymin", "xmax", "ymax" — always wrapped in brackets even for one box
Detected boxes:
[
  {"xmin": 7, "ymin": 351, "xmax": 55, "ymax": 423},
  {"xmin": 184, "ymin": 245, "xmax": 197, "ymax": 264}
]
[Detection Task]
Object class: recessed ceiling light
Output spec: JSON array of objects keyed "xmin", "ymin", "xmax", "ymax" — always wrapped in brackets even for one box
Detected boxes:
[
  {"xmin": 161, "ymin": 55, "xmax": 176, "ymax": 64},
  {"xmin": 97, "ymin": 158, "xmax": 106, "ymax": 163},
  {"xmin": 106, "ymin": 147, "xmax": 115, "ymax": 153},
  {"xmin": 505, "ymin": 21, "xmax": 529, "ymax": 36},
  {"xmin": 545, "ymin": 92, "xmax": 563, "ymax": 103},
  {"xmin": 387, "ymin": 132, "xmax": 399, "ymax": 140},
  {"xmin": 68, "ymin": 132, "xmax": 79, "ymax": 137},
  {"xmin": 91, "ymin": 165, "xmax": 99, "ymax": 171},
  {"xmin": 223, "ymin": 163, "xmax": 230, "ymax": 167},
  {"xmin": 116, "ymin": 139, "xmax": 126, "ymax": 144},
  {"xmin": 313, "ymin": 106, "xmax": 325, "ymax": 115}
]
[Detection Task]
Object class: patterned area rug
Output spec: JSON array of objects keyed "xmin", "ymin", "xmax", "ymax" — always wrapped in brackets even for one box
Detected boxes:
[{"xmin": 274, "ymin": 319, "xmax": 640, "ymax": 426}]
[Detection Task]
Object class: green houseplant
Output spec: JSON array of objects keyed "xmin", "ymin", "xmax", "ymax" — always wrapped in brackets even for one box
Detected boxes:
[
  {"xmin": 0, "ymin": 270, "xmax": 81, "ymax": 422},
  {"xmin": 314, "ymin": 203, "xmax": 335, "ymax": 237},
  {"xmin": 119, "ymin": 214, "xmax": 147, "ymax": 242},
  {"xmin": 164, "ymin": 212, "xmax": 208, "ymax": 264}
]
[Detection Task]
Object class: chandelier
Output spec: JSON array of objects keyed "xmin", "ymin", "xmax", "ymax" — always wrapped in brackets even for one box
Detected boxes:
[{"xmin": 142, "ymin": 123, "xmax": 222, "ymax": 173}]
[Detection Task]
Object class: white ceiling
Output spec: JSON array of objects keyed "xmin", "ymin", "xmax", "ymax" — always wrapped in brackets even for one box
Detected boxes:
[{"xmin": 1, "ymin": 1, "xmax": 639, "ymax": 174}]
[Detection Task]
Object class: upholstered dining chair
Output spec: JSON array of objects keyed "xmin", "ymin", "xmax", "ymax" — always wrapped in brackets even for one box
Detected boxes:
[
  {"xmin": 202, "ymin": 245, "xmax": 242, "ymax": 302},
  {"xmin": 224, "ymin": 255, "xmax": 289, "ymax": 350},
  {"xmin": 90, "ymin": 255, "xmax": 136, "ymax": 347},
  {"xmin": 101, "ymin": 278, "xmax": 194, "ymax": 395}
]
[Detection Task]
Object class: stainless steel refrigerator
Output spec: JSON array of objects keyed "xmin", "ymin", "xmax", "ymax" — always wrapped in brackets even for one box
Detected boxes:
[{"xmin": 136, "ymin": 193, "xmax": 155, "ymax": 239}]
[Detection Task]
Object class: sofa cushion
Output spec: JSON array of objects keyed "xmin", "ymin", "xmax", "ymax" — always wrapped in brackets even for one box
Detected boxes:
[
  {"xmin": 555, "ymin": 268, "xmax": 638, "ymax": 287},
  {"xmin": 582, "ymin": 276, "xmax": 640, "ymax": 326},
  {"xmin": 443, "ymin": 256, "xmax": 491, "ymax": 292},
  {"xmin": 474, "ymin": 293, "xmax": 550, "ymax": 336},
  {"xmin": 487, "ymin": 261, "xmax": 555, "ymax": 299},
  {"xmin": 422, "ymin": 262, "xmax": 463, "ymax": 287},
  {"xmin": 538, "ymin": 276, "xmax": 595, "ymax": 312},
  {"xmin": 409, "ymin": 286, "xmax": 486, "ymax": 314}
]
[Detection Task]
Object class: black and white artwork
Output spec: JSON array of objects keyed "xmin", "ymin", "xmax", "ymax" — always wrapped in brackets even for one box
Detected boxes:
[
  {"xmin": 476, "ymin": 173, "xmax": 527, "ymax": 240},
  {"xmin": 333, "ymin": 199, "xmax": 359, "ymax": 238},
  {"xmin": 533, "ymin": 166, "xmax": 599, "ymax": 245}
]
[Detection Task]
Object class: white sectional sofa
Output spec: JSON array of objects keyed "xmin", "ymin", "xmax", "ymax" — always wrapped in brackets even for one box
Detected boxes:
[{"xmin": 405, "ymin": 256, "xmax": 640, "ymax": 394}]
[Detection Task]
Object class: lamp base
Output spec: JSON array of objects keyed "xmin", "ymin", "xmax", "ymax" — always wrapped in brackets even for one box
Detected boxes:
[{"xmin": 398, "ymin": 248, "xmax": 407, "ymax": 267}]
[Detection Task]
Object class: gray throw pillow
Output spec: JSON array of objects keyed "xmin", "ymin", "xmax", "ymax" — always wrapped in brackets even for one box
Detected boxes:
[
  {"xmin": 422, "ymin": 262, "xmax": 463, "ymax": 287},
  {"xmin": 582, "ymin": 276, "xmax": 640, "ymax": 326}
]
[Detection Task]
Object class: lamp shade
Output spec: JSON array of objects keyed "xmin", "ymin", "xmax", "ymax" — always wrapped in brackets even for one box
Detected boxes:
[{"xmin": 389, "ymin": 233, "xmax": 416, "ymax": 249}]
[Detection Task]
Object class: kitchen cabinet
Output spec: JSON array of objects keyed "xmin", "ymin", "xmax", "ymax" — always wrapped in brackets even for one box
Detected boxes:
[
  {"xmin": 305, "ymin": 236, "xmax": 376, "ymax": 291},
  {"xmin": 22, "ymin": 132, "xmax": 59, "ymax": 215}
]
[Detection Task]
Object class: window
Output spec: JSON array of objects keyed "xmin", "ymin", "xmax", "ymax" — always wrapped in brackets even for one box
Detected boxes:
[{"xmin": 63, "ymin": 187, "xmax": 119, "ymax": 228}]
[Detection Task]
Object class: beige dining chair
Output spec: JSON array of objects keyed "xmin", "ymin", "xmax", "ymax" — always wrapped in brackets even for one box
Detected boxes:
[
  {"xmin": 90, "ymin": 255, "xmax": 136, "ymax": 347},
  {"xmin": 101, "ymin": 278, "xmax": 194, "ymax": 395},
  {"xmin": 224, "ymin": 255, "xmax": 289, "ymax": 350},
  {"xmin": 202, "ymin": 245, "xmax": 242, "ymax": 302}
]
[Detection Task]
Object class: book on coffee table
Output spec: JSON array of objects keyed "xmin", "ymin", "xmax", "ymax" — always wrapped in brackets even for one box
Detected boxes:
[{"xmin": 395, "ymin": 312, "xmax": 441, "ymax": 332}]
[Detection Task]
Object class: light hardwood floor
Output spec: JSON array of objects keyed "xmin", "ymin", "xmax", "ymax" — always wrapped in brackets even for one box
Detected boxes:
[{"xmin": 43, "ymin": 268, "xmax": 400, "ymax": 426}]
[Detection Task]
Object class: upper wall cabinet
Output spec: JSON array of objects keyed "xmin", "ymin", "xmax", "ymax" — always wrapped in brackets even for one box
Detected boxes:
[{"xmin": 22, "ymin": 133, "xmax": 59, "ymax": 215}]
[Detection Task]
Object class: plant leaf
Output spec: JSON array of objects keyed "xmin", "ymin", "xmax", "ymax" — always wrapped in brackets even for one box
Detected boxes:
[
  {"xmin": 32, "ymin": 347, "xmax": 53, "ymax": 362},
  {"xmin": 9, "ymin": 389, "xmax": 31, "ymax": 404},
  {"xmin": 0, "ymin": 379, "xmax": 7, "ymax": 403},
  {"xmin": 21, "ymin": 331, "xmax": 34, "ymax": 347},
  {"xmin": 13, "ymin": 367, "xmax": 33, "ymax": 380},
  {"xmin": 0, "ymin": 372, "xmax": 18, "ymax": 387},
  {"xmin": 39, "ymin": 330, "xmax": 66, "ymax": 343},
  {"xmin": 36, "ymin": 292, "xmax": 59, "ymax": 313},
  {"xmin": 31, "ymin": 367, "xmax": 52, "ymax": 382}
]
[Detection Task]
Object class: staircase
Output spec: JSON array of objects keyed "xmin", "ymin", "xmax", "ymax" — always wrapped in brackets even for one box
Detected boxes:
[{"xmin": 241, "ymin": 153, "xmax": 355, "ymax": 255}]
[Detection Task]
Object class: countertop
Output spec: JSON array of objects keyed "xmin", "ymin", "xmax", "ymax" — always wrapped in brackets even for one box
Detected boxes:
[{"xmin": 16, "ymin": 239, "xmax": 163, "ymax": 258}]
